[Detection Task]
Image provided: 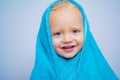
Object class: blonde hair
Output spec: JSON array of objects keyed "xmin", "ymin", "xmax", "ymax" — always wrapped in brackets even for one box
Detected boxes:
[{"xmin": 51, "ymin": 1, "xmax": 77, "ymax": 12}]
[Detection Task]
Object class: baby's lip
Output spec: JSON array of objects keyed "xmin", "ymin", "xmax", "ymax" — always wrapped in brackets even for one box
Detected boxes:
[
  {"xmin": 61, "ymin": 45, "xmax": 76, "ymax": 49},
  {"xmin": 60, "ymin": 45, "xmax": 76, "ymax": 53},
  {"xmin": 60, "ymin": 42, "xmax": 77, "ymax": 48}
]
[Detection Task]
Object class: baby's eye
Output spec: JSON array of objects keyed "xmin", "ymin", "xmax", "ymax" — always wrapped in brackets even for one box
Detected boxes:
[
  {"xmin": 53, "ymin": 32, "xmax": 61, "ymax": 37},
  {"xmin": 72, "ymin": 30, "xmax": 79, "ymax": 33}
]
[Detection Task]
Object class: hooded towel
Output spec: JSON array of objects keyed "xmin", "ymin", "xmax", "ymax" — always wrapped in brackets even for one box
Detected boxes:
[{"xmin": 30, "ymin": 0, "xmax": 118, "ymax": 80}]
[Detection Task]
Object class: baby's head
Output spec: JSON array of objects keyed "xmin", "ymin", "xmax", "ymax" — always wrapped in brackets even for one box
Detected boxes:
[{"xmin": 49, "ymin": 1, "xmax": 83, "ymax": 59}]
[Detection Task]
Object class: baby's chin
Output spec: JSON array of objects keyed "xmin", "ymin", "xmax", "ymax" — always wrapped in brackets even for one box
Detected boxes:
[
  {"xmin": 61, "ymin": 53, "xmax": 78, "ymax": 60},
  {"xmin": 57, "ymin": 51, "xmax": 79, "ymax": 60}
]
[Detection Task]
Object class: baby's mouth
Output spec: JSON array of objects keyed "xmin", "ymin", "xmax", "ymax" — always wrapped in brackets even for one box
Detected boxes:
[
  {"xmin": 62, "ymin": 45, "xmax": 75, "ymax": 49},
  {"xmin": 61, "ymin": 45, "xmax": 76, "ymax": 53}
]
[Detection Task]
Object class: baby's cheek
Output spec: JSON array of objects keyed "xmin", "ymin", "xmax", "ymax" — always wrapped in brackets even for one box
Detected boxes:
[
  {"xmin": 53, "ymin": 38, "xmax": 61, "ymax": 48},
  {"xmin": 80, "ymin": 34, "xmax": 84, "ymax": 41},
  {"xmin": 77, "ymin": 36, "xmax": 83, "ymax": 44}
]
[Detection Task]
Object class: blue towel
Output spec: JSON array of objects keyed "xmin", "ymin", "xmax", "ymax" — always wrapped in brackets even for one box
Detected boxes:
[{"xmin": 30, "ymin": 0, "xmax": 118, "ymax": 80}]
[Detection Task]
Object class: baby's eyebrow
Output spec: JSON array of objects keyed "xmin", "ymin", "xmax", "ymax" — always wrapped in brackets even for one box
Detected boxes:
[
  {"xmin": 51, "ymin": 30, "xmax": 61, "ymax": 34},
  {"xmin": 72, "ymin": 25, "xmax": 83, "ymax": 29}
]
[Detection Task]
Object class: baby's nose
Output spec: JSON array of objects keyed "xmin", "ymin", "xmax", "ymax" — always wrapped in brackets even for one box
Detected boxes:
[{"xmin": 63, "ymin": 34, "xmax": 73, "ymax": 43}]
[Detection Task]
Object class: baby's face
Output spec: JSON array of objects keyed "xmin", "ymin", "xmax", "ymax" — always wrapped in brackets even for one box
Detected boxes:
[{"xmin": 50, "ymin": 3, "xmax": 83, "ymax": 59}]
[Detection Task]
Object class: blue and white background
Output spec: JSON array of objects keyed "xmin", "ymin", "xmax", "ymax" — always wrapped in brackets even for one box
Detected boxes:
[{"xmin": 0, "ymin": 0, "xmax": 120, "ymax": 80}]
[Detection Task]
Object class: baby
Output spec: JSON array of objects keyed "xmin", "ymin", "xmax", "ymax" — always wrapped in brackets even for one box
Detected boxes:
[{"xmin": 30, "ymin": 0, "xmax": 118, "ymax": 80}]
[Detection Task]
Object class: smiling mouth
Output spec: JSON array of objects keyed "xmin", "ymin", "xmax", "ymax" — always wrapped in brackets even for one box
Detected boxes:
[
  {"xmin": 61, "ymin": 45, "xmax": 76, "ymax": 53},
  {"xmin": 62, "ymin": 45, "xmax": 75, "ymax": 49}
]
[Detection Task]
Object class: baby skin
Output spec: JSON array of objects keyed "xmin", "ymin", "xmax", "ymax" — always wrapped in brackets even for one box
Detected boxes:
[{"xmin": 50, "ymin": 2, "xmax": 83, "ymax": 59}]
